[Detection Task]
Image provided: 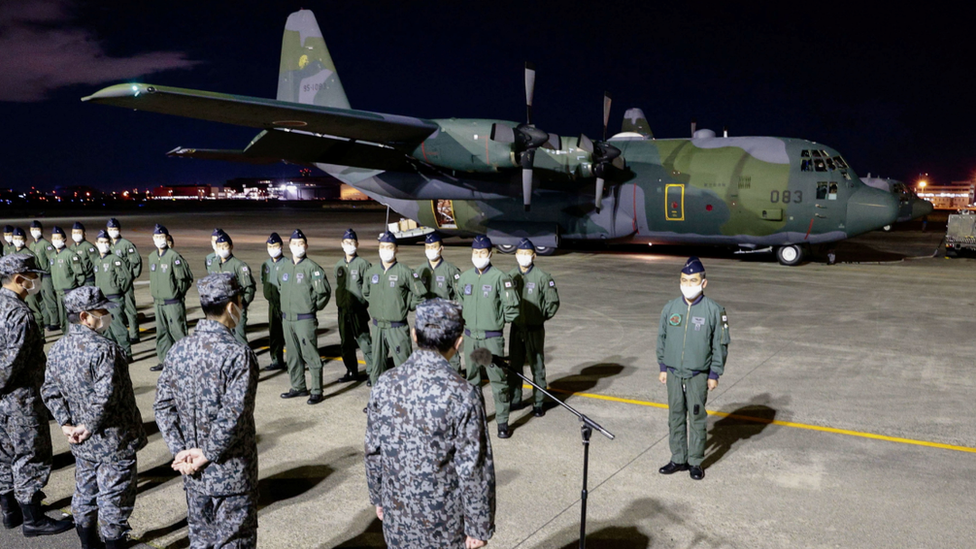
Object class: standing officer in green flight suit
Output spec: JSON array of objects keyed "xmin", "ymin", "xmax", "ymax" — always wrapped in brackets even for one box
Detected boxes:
[
  {"xmin": 49, "ymin": 226, "xmax": 87, "ymax": 333},
  {"xmin": 28, "ymin": 220, "xmax": 58, "ymax": 332},
  {"xmin": 334, "ymin": 229, "xmax": 372, "ymax": 382},
  {"xmin": 2, "ymin": 226, "xmax": 14, "ymax": 256},
  {"xmin": 278, "ymin": 229, "xmax": 332, "ymax": 405},
  {"xmin": 70, "ymin": 222, "xmax": 98, "ymax": 285},
  {"xmin": 416, "ymin": 232, "xmax": 462, "ymax": 371},
  {"xmin": 457, "ymin": 235, "xmax": 520, "ymax": 439},
  {"xmin": 11, "ymin": 228, "xmax": 44, "ymax": 326},
  {"xmin": 204, "ymin": 228, "xmax": 224, "ymax": 272},
  {"xmin": 361, "ymin": 231, "xmax": 425, "ymax": 387},
  {"xmin": 656, "ymin": 257, "xmax": 730, "ymax": 481},
  {"xmin": 260, "ymin": 233, "xmax": 287, "ymax": 371},
  {"xmin": 147, "ymin": 225, "xmax": 194, "ymax": 372},
  {"xmin": 93, "ymin": 230, "xmax": 135, "ymax": 362},
  {"xmin": 206, "ymin": 232, "xmax": 255, "ymax": 346},
  {"xmin": 106, "ymin": 218, "xmax": 142, "ymax": 344},
  {"xmin": 508, "ymin": 238, "xmax": 560, "ymax": 418}
]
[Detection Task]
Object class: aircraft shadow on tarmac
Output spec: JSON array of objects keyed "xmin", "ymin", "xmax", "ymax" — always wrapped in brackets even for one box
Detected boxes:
[
  {"xmin": 257, "ymin": 464, "xmax": 335, "ymax": 510},
  {"xmin": 702, "ymin": 393, "xmax": 787, "ymax": 470},
  {"xmin": 138, "ymin": 517, "xmax": 189, "ymax": 549},
  {"xmin": 255, "ymin": 418, "xmax": 318, "ymax": 451}
]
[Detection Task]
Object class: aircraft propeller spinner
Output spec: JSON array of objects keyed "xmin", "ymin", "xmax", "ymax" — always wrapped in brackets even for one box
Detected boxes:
[{"xmin": 577, "ymin": 92, "xmax": 625, "ymax": 212}]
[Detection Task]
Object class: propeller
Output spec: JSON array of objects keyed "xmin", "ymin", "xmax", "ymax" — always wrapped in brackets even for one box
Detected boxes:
[{"xmin": 577, "ymin": 92, "xmax": 625, "ymax": 212}]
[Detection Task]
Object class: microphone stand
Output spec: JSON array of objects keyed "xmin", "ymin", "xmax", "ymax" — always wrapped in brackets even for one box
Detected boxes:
[{"xmin": 489, "ymin": 356, "xmax": 614, "ymax": 549}]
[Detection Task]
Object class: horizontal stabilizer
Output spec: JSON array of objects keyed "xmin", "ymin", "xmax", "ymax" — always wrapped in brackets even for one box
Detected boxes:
[{"xmin": 166, "ymin": 147, "xmax": 280, "ymax": 165}]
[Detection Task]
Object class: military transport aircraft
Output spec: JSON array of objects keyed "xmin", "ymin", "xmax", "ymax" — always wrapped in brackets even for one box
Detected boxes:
[{"xmin": 83, "ymin": 9, "xmax": 902, "ymax": 265}]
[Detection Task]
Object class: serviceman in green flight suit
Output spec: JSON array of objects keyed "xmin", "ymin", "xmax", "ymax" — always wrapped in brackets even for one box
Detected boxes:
[
  {"xmin": 656, "ymin": 256, "xmax": 730, "ymax": 481},
  {"xmin": 361, "ymin": 231, "xmax": 425, "ymax": 387},
  {"xmin": 11, "ymin": 228, "xmax": 44, "ymax": 326},
  {"xmin": 70, "ymin": 222, "xmax": 98, "ymax": 285},
  {"xmin": 416, "ymin": 232, "xmax": 462, "ymax": 370},
  {"xmin": 260, "ymin": 232, "xmax": 287, "ymax": 371},
  {"xmin": 457, "ymin": 235, "xmax": 520, "ymax": 439},
  {"xmin": 2, "ymin": 226, "xmax": 14, "ymax": 256},
  {"xmin": 204, "ymin": 228, "xmax": 224, "ymax": 271},
  {"xmin": 48, "ymin": 226, "xmax": 87, "ymax": 333},
  {"xmin": 93, "ymin": 229, "xmax": 134, "ymax": 361},
  {"xmin": 28, "ymin": 220, "xmax": 58, "ymax": 331},
  {"xmin": 278, "ymin": 229, "xmax": 332, "ymax": 405},
  {"xmin": 508, "ymin": 238, "xmax": 560, "ymax": 418},
  {"xmin": 333, "ymin": 229, "xmax": 372, "ymax": 382},
  {"xmin": 107, "ymin": 218, "xmax": 143, "ymax": 344},
  {"xmin": 206, "ymin": 232, "xmax": 256, "ymax": 346},
  {"xmin": 147, "ymin": 224, "xmax": 194, "ymax": 372}
]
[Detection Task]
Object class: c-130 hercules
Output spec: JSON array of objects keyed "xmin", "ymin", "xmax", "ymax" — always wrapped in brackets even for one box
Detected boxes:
[{"xmin": 84, "ymin": 9, "xmax": 903, "ymax": 266}]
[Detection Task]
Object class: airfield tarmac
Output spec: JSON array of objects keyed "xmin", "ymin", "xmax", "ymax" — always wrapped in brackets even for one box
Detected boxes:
[{"xmin": 1, "ymin": 206, "xmax": 973, "ymax": 549}]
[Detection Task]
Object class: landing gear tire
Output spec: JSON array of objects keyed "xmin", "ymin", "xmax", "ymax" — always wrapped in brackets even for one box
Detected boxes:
[
  {"xmin": 776, "ymin": 244, "xmax": 804, "ymax": 266},
  {"xmin": 496, "ymin": 244, "xmax": 517, "ymax": 254},
  {"xmin": 534, "ymin": 246, "xmax": 556, "ymax": 256},
  {"xmin": 882, "ymin": 224, "xmax": 892, "ymax": 232},
  {"xmin": 946, "ymin": 248, "xmax": 958, "ymax": 258}
]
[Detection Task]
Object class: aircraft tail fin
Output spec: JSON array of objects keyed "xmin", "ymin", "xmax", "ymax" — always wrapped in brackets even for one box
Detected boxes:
[
  {"xmin": 276, "ymin": 10, "xmax": 350, "ymax": 109},
  {"xmin": 621, "ymin": 108, "xmax": 653, "ymax": 138}
]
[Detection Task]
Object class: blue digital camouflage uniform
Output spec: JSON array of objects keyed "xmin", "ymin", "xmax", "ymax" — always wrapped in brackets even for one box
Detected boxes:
[
  {"xmin": 154, "ymin": 273, "xmax": 259, "ymax": 549},
  {"xmin": 0, "ymin": 255, "xmax": 53, "ymax": 505},
  {"xmin": 41, "ymin": 286, "xmax": 147, "ymax": 541},
  {"xmin": 365, "ymin": 299, "xmax": 495, "ymax": 548}
]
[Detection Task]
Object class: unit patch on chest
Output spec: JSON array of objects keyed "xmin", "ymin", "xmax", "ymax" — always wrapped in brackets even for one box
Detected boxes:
[
  {"xmin": 464, "ymin": 284, "xmax": 472, "ymax": 295},
  {"xmin": 150, "ymin": 264, "xmax": 156, "ymax": 272},
  {"xmin": 282, "ymin": 273, "xmax": 289, "ymax": 282},
  {"xmin": 668, "ymin": 313, "xmax": 682, "ymax": 326}
]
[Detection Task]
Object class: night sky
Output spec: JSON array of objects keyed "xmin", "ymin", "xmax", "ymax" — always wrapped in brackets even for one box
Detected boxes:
[{"xmin": 2, "ymin": 0, "xmax": 974, "ymax": 192}]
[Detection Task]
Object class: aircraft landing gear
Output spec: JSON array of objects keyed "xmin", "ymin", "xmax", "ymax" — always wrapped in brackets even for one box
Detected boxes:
[
  {"xmin": 776, "ymin": 244, "xmax": 805, "ymax": 266},
  {"xmin": 534, "ymin": 245, "xmax": 556, "ymax": 256},
  {"xmin": 496, "ymin": 244, "xmax": 517, "ymax": 254}
]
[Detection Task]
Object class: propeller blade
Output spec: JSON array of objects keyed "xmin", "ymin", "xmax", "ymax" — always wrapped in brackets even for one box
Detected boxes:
[
  {"xmin": 490, "ymin": 123, "xmax": 515, "ymax": 144},
  {"xmin": 525, "ymin": 61, "xmax": 536, "ymax": 125},
  {"xmin": 544, "ymin": 133, "xmax": 561, "ymax": 150},
  {"xmin": 603, "ymin": 92, "xmax": 612, "ymax": 141},
  {"xmin": 611, "ymin": 156, "xmax": 626, "ymax": 170},
  {"xmin": 595, "ymin": 177, "xmax": 605, "ymax": 212},
  {"xmin": 577, "ymin": 133, "xmax": 594, "ymax": 153},
  {"xmin": 520, "ymin": 149, "xmax": 536, "ymax": 211},
  {"xmin": 691, "ymin": 118, "xmax": 697, "ymax": 138}
]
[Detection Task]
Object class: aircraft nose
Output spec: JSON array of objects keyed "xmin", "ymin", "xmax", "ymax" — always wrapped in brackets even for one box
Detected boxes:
[
  {"xmin": 845, "ymin": 186, "xmax": 900, "ymax": 236},
  {"xmin": 912, "ymin": 198, "xmax": 935, "ymax": 219}
]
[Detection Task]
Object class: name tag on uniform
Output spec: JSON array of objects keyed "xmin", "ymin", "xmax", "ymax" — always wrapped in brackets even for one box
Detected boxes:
[
  {"xmin": 692, "ymin": 316, "xmax": 706, "ymax": 331},
  {"xmin": 297, "ymin": 272, "xmax": 304, "ymax": 283},
  {"xmin": 464, "ymin": 284, "xmax": 472, "ymax": 295},
  {"xmin": 388, "ymin": 274, "xmax": 398, "ymax": 287},
  {"xmin": 482, "ymin": 284, "xmax": 492, "ymax": 297},
  {"xmin": 436, "ymin": 275, "xmax": 445, "ymax": 288},
  {"xmin": 161, "ymin": 264, "xmax": 168, "ymax": 272},
  {"xmin": 351, "ymin": 269, "xmax": 358, "ymax": 280},
  {"xmin": 527, "ymin": 281, "xmax": 536, "ymax": 294}
]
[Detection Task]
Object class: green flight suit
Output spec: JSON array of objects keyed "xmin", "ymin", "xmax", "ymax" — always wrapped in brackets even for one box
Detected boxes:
[
  {"xmin": 206, "ymin": 254, "xmax": 256, "ymax": 345},
  {"xmin": 508, "ymin": 265, "xmax": 560, "ymax": 407},
  {"xmin": 93, "ymin": 252, "xmax": 134, "ymax": 358},
  {"xmin": 49, "ymin": 246, "xmax": 87, "ymax": 332},
  {"xmin": 656, "ymin": 294, "xmax": 730, "ymax": 467},
  {"xmin": 30, "ymin": 236, "xmax": 57, "ymax": 328},
  {"xmin": 417, "ymin": 258, "xmax": 463, "ymax": 370},
  {"xmin": 361, "ymin": 261, "xmax": 425, "ymax": 384},
  {"xmin": 111, "ymin": 237, "xmax": 142, "ymax": 340},
  {"xmin": 278, "ymin": 257, "xmax": 331, "ymax": 395},
  {"xmin": 457, "ymin": 264, "xmax": 520, "ymax": 426},
  {"xmin": 2, "ymin": 242, "xmax": 14, "ymax": 256},
  {"xmin": 11, "ymin": 244, "xmax": 44, "ymax": 326},
  {"xmin": 261, "ymin": 256, "xmax": 287, "ymax": 368},
  {"xmin": 334, "ymin": 255, "xmax": 373, "ymax": 377},
  {"xmin": 148, "ymin": 247, "xmax": 194, "ymax": 366},
  {"xmin": 71, "ymin": 239, "xmax": 99, "ymax": 284}
]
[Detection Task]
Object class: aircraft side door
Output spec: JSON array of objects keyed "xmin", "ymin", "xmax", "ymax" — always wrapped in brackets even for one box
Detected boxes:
[{"xmin": 665, "ymin": 184, "xmax": 685, "ymax": 221}]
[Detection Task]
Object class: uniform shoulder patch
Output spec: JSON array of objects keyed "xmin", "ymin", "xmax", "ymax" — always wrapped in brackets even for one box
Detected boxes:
[
  {"xmin": 454, "ymin": 273, "xmax": 460, "ymax": 279},
  {"xmin": 241, "ymin": 266, "xmax": 248, "ymax": 272},
  {"xmin": 412, "ymin": 272, "xmax": 419, "ymax": 278},
  {"xmin": 128, "ymin": 248, "xmax": 135, "ymax": 253},
  {"xmin": 115, "ymin": 261, "xmax": 122, "ymax": 266},
  {"xmin": 174, "ymin": 259, "xmax": 181, "ymax": 265},
  {"xmin": 72, "ymin": 256, "xmax": 79, "ymax": 261},
  {"xmin": 504, "ymin": 280, "xmax": 512, "ymax": 288},
  {"xmin": 549, "ymin": 280, "xmax": 555, "ymax": 287}
]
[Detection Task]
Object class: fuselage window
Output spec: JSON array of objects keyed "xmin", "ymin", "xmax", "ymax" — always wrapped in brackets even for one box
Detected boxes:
[
  {"xmin": 801, "ymin": 159, "xmax": 813, "ymax": 171},
  {"xmin": 841, "ymin": 171, "xmax": 851, "ymax": 181},
  {"xmin": 828, "ymin": 182, "xmax": 839, "ymax": 200},
  {"xmin": 817, "ymin": 182, "xmax": 829, "ymax": 200}
]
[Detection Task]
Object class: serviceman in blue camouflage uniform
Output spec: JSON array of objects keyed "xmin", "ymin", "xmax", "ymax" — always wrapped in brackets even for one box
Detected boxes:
[
  {"xmin": 656, "ymin": 257, "xmax": 730, "ymax": 481},
  {"xmin": 154, "ymin": 273, "xmax": 259, "ymax": 549},
  {"xmin": 416, "ymin": 233, "xmax": 463, "ymax": 371},
  {"xmin": 106, "ymin": 218, "xmax": 142, "ymax": 344},
  {"xmin": 0, "ymin": 254, "xmax": 74, "ymax": 537},
  {"xmin": 49, "ymin": 226, "xmax": 88, "ymax": 333},
  {"xmin": 93, "ymin": 231, "xmax": 134, "ymax": 361},
  {"xmin": 260, "ymin": 233, "xmax": 286, "ymax": 371},
  {"xmin": 41, "ymin": 286, "xmax": 147, "ymax": 548},
  {"xmin": 148, "ymin": 225, "xmax": 194, "ymax": 372},
  {"xmin": 28, "ymin": 221, "xmax": 59, "ymax": 332},
  {"xmin": 206, "ymin": 233, "xmax": 256, "ymax": 346},
  {"xmin": 366, "ymin": 298, "xmax": 495, "ymax": 549},
  {"xmin": 334, "ymin": 228, "xmax": 372, "ymax": 382},
  {"xmin": 10, "ymin": 229, "xmax": 44, "ymax": 327},
  {"xmin": 70, "ymin": 222, "xmax": 99, "ymax": 285}
]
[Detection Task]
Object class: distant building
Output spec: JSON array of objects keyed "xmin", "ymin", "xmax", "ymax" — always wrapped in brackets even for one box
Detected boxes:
[
  {"xmin": 152, "ymin": 184, "xmax": 224, "ymax": 199},
  {"xmin": 917, "ymin": 182, "xmax": 975, "ymax": 210},
  {"xmin": 225, "ymin": 176, "xmax": 371, "ymax": 201}
]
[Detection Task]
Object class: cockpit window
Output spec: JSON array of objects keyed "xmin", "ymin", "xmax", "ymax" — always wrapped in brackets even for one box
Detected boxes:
[
  {"xmin": 811, "ymin": 150, "xmax": 822, "ymax": 158},
  {"xmin": 801, "ymin": 159, "xmax": 812, "ymax": 171},
  {"xmin": 814, "ymin": 158, "xmax": 826, "ymax": 171},
  {"xmin": 833, "ymin": 156, "xmax": 848, "ymax": 169},
  {"xmin": 825, "ymin": 157, "xmax": 836, "ymax": 170},
  {"xmin": 801, "ymin": 150, "xmax": 810, "ymax": 158}
]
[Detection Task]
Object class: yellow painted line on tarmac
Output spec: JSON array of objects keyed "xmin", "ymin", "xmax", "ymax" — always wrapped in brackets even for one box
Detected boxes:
[{"xmin": 536, "ymin": 386, "xmax": 976, "ymax": 455}]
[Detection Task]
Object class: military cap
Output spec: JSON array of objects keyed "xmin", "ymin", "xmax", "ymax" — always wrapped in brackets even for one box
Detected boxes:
[
  {"xmin": 107, "ymin": 218, "xmax": 121, "ymax": 228},
  {"xmin": 425, "ymin": 233, "xmax": 443, "ymax": 244},
  {"xmin": 267, "ymin": 232, "xmax": 282, "ymax": 245},
  {"xmin": 343, "ymin": 228, "xmax": 358, "ymax": 241},
  {"xmin": 290, "ymin": 229, "xmax": 306, "ymax": 242},
  {"xmin": 64, "ymin": 286, "xmax": 111, "ymax": 315},
  {"xmin": 0, "ymin": 254, "xmax": 44, "ymax": 277},
  {"xmin": 3, "ymin": 226, "xmax": 12, "ymax": 233},
  {"xmin": 12, "ymin": 227, "xmax": 25, "ymax": 237},
  {"xmin": 72, "ymin": 222, "xmax": 85, "ymax": 231},
  {"xmin": 153, "ymin": 224, "xmax": 169, "ymax": 235},
  {"xmin": 51, "ymin": 226, "xmax": 66, "ymax": 237},
  {"xmin": 471, "ymin": 235, "xmax": 493, "ymax": 249},
  {"xmin": 516, "ymin": 238, "xmax": 534, "ymax": 250},
  {"xmin": 414, "ymin": 298, "xmax": 464, "ymax": 338},
  {"xmin": 377, "ymin": 231, "xmax": 398, "ymax": 244},
  {"xmin": 96, "ymin": 230, "xmax": 109, "ymax": 240},
  {"xmin": 681, "ymin": 256, "xmax": 705, "ymax": 275},
  {"xmin": 216, "ymin": 233, "xmax": 233, "ymax": 246},
  {"xmin": 197, "ymin": 272, "xmax": 241, "ymax": 306},
  {"xmin": 211, "ymin": 228, "xmax": 224, "ymax": 237},
  {"xmin": 30, "ymin": 220, "xmax": 43, "ymax": 229}
]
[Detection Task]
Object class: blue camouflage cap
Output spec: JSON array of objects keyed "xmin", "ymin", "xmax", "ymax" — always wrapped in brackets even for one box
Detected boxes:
[
  {"xmin": 425, "ymin": 233, "xmax": 443, "ymax": 244},
  {"xmin": 30, "ymin": 220, "xmax": 43, "ymax": 229},
  {"xmin": 681, "ymin": 256, "xmax": 705, "ymax": 275},
  {"xmin": 414, "ymin": 298, "xmax": 464, "ymax": 340},
  {"xmin": 3, "ymin": 226, "xmax": 12, "ymax": 233},
  {"xmin": 72, "ymin": 222, "xmax": 85, "ymax": 231},
  {"xmin": 472, "ymin": 235, "xmax": 492, "ymax": 249},
  {"xmin": 197, "ymin": 272, "xmax": 241, "ymax": 306},
  {"xmin": 0, "ymin": 254, "xmax": 44, "ymax": 277},
  {"xmin": 153, "ymin": 224, "xmax": 169, "ymax": 235},
  {"xmin": 64, "ymin": 286, "xmax": 111, "ymax": 315},
  {"xmin": 107, "ymin": 218, "xmax": 121, "ymax": 229},
  {"xmin": 516, "ymin": 238, "xmax": 534, "ymax": 250},
  {"xmin": 216, "ymin": 233, "xmax": 233, "ymax": 246},
  {"xmin": 342, "ymin": 228, "xmax": 358, "ymax": 241},
  {"xmin": 12, "ymin": 227, "xmax": 25, "ymax": 238},
  {"xmin": 290, "ymin": 229, "xmax": 306, "ymax": 242},
  {"xmin": 267, "ymin": 232, "xmax": 282, "ymax": 245},
  {"xmin": 211, "ymin": 228, "xmax": 224, "ymax": 237},
  {"xmin": 51, "ymin": 226, "xmax": 65, "ymax": 237},
  {"xmin": 378, "ymin": 231, "xmax": 398, "ymax": 244},
  {"xmin": 96, "ymin": 230, "xmax": 109, "ymax": 240}
]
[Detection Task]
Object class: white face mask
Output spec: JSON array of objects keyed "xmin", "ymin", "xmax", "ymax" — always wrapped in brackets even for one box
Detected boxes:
[
  {"xmin": 52, "ymin": 238, "xmax": 65, "ymax": 249},
  {"xmin": 680, "ymin": 283, "xmax": 703, "ymax": 300},
  {"xmin": 341, "ymin": 243, "xmax": 358, "ymax": 255},
  {"xmin": 268, "ymin": 246, "xmax": 282, "ymax": 259},
  {"xmin": 13, "ymin": 238, "xmax": 25, "ymax": 249},
  {"xmin": 96, "ymin": 242, "xmax": 111, "ymax": 254},
  {"xmin": 107, "ymin": 229, "xmax": 120, "ymax": 239},
  {"xmin": 71, "ymin": 233, "xmax": 83, "ymax": 243},
  {"xmin": 89, "ymin": 312, "xmax": 112, "ymax": 334},
  {"xmin": 425, "ymin": 248, "xmax": 442, "ymax": 261},
  {"xmin": 379, "ymin": 248, "xmax": 396, "ymax": 263},
  {"xmin": 153, "ymin": 236, "xmax": 168, "ymax": 249},
  {"xmin": 30, "ymin": 229, "xmax": 42, "ymax": 239},
  {"xmin": 3, "ymin": 235, "xmax": 11, "ymax": 244},
  {"xmin": 516, "ymin": 254, "xmax": 534, "ymax": 268},
  {"xmin": 290, "ymin": 243, "xmax": 306, "ymax": 258},
  {"xmin": 20, "ymin": 276, "xmax": 40, "ymax": 295},
  {"xmin": 216, "ymin": 248, "xmax": 231, "ymax": 260},
  {"xmin": 472, "ymin": 254, "xmax": 491, "ymax": 270},
  {"xmin": 228, "ymin": 302, "xmax": 242, "ymax": 328}
]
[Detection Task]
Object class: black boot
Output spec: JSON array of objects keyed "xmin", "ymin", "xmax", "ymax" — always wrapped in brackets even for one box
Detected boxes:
[
  {"xmin": 77, "ymin": 524, "xmax": 104, "ymax": 548},
  {"xmin": 19, "ymin": 493, "xmax": 73, "ymax": 537},
  {"xmin": 104, "ymin": 537, "xmax": 128, "ymax": 549},
  {"xmin": 0, "ymin": 491, "xmax": 22, "ymax": 529}
]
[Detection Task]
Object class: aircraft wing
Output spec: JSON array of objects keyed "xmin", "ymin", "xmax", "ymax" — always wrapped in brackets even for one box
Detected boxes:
[{"xmin": 82, "ymin": 83, "xmax": 439, "ymax": 148}]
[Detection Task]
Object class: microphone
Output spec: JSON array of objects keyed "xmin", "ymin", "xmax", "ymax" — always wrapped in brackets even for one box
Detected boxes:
[{"xmin": 470, "ymin": 347, "xmax": 495, "ymax": 368}]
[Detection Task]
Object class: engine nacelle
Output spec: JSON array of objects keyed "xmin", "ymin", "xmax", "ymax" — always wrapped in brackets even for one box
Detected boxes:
[{"xmin": 410, "ymin": 119, "xmax": 519, "ymax": 172}]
